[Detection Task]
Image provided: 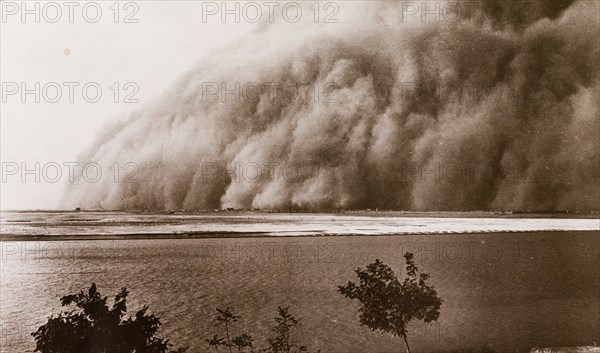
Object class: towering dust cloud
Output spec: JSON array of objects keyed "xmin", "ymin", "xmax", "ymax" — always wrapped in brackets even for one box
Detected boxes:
[{"xmin": 63, "ymin": 0, "xmax": 600, "ymax": 211}]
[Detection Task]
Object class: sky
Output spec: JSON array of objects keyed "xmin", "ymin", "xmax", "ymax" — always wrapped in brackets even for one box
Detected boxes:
[
  {"xmin": 1, "ymin": 1, "xmax": 256, "ymax": 209},
  {"xmin": 2, "ymin": 0, "xmax": 598, "ymax": 212}
]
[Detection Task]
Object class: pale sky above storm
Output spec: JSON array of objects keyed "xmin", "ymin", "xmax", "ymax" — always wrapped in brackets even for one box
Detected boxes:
[{"xmin": 1, "ymin": 1, "xmax": 257, "ymax": 209}]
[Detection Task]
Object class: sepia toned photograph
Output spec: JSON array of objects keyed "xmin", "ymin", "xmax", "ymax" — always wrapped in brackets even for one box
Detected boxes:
[{"xmin": 1, "ymin": 1, "xmax": 599, "ymax": 352}]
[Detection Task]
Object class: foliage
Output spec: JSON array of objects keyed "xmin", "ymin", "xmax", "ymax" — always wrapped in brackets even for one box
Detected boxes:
[
  {"xmin": 232, "ymin": 334, "xmax": 255, "ymax": 352},
  {"xmin": 265, "ymin": 307, "xmax": 307, "ymax": 353},
  {"xmin": 206, "ymin": 307, "xmax": 254, "ymax": 353},
  {"xmin": 31, "ymin": 283, "xmax": 187, "ymax": 353},
  {"xmin": 338, "ymin": 252, "xmax": 443, "ymax": 353},
  {"xmin": 206, "ymin": 306, "xmax": 318, "ymax": 353}
]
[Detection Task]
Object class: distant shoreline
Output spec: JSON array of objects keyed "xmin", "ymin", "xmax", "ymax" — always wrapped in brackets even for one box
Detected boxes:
[
  {"xmin": 2, "ymin": 209, "xmax": 599, "ymax": 219},
  {"xmin": 2, "ymin": 229, "xmax": 599, "ymax": 242}
]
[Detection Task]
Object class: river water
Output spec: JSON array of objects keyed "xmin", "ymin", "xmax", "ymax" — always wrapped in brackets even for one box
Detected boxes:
[{"xmin": 1, "ymin": 213, "xmax": 598, "ymax": 352}]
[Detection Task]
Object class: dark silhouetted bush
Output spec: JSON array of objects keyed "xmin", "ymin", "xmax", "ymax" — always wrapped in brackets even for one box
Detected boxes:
[
  {"xmin": 206, "ymin": 306, "xmax": 319, "ymax": 353},
  {"xmin": 265, "ymin": 306, "xmax": 307, "ymax": 353},
  {"xmin": 339, "ymin": 252, "xmax": 443, "ymax": 353},
  {"xmin": 32, "ymin": 283, "xmax": 187, "ymax": 353},
  {"xmin": 206, "ymin": 307, "xmax": 254, "ymax": 353}
]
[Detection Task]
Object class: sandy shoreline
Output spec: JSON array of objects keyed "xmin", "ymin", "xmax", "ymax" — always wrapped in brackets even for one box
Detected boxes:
[
  {"xmin": 3, "ymin": 209, "xmax": 599, "ymax": 218},
  {"xmin": 2, "ymin": 229, "xmax": 599, "ymax": 242},
  {"xmin": 1, "ymin": 211, "xmax": 598, "ymax": 241}
]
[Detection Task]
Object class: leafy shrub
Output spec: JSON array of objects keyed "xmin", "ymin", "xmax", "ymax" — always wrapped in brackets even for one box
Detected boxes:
[
  {"xmin": 32, "ymin": 283, "xmax": 187, "ymax": 353},
  {"xmin": 206, "ymin": 306, "xmax": 318, "ymax": 353},
  {"xmin": 339, "ymin": 252, "xmax": 443, "ymax": 353}
]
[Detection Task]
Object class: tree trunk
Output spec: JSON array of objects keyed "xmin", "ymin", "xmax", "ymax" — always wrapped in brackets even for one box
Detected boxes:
[
  {"xmin": 225, "ymin": 323, "xmax": 232, "ymax": 353},
  {"xmin": 401, "ymin": 334, "xmax": 411, "ymax": 353}
]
